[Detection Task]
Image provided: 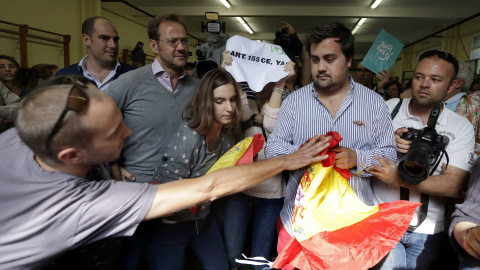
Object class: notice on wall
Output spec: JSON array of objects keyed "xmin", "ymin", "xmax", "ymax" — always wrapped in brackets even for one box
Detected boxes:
[
  {"xmin": 226, "ymin": 35, "xmax": 291, "ymax": 92},
  {"xmin": 361, "ymin": 29, "xmax": 404, "ymax": 74}
]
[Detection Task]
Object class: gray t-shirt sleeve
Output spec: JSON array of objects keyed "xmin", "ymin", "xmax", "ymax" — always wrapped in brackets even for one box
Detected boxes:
[
  {"xmin": 72, "ymin": 180, "xmax": 156, "ymax": 247},
  {"xmin": 450, "ymin": 157, "xmax": 480, "ymax": 267}
]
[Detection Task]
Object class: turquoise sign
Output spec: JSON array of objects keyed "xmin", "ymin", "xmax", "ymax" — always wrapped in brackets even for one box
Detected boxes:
[{"xmin": 361, "ymin": 29, "xmax": 404, "ymax": 74}]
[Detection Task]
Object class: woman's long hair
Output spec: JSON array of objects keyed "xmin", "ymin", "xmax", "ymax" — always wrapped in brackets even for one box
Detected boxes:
[{"xmin": 183, "ymin": 69, "xmax": 241, "ymax": 135}]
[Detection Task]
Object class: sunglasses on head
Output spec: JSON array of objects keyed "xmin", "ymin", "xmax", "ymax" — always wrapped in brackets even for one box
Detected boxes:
[
  {"xmin": 45, "ymin": 82, "xmax": 89, "ymax": 156},
  {"xmin": 418, "ymin": 50, "xmax": 459, "ymax": 75}
]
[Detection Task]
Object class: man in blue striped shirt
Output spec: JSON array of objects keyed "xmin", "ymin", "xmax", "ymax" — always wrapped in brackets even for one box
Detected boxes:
[{"xmin": 265, "ymin": 22, "xmax": 397, "ymax": 266}]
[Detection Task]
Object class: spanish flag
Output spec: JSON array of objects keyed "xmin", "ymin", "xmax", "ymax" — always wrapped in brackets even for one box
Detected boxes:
[
  {"xmin": 272, "ymin": 131, "xmax": 420, "ymax": 270},
  {"xmin": 187, "ymin": 134, "xmax": 265, "ymax": 215},
  {"xmin": 207, "ymin": 133, "xmax": 265, "ymax": 173}
]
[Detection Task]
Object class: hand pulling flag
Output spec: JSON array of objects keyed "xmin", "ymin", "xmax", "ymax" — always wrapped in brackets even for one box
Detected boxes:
[{"xmin": 272, "ymin": 131, "xmax": 420, "ymax": 270}]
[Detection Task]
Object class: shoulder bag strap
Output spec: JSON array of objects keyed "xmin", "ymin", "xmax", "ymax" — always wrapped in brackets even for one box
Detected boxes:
[
  {"xmin": 391, "ymin": 99, "xmax": 403, "ymax": 119},
  {"xmin": 465, "ymin": 94, "xmax": 473, "ymax": 124}
]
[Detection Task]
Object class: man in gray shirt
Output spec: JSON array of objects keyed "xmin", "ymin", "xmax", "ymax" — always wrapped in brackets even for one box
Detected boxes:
[
  {"xmin": 105, "ymin": 14, "xmax": 197, "ymax": 183},
  {"xmin": 0, "ymin": 83, "xmax": 330, "ymax": 270}
]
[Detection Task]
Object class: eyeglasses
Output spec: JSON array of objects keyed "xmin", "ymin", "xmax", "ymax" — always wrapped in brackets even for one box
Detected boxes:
[
  {"xmin": 0, "ymin": 64, "xmax": 17, "ymax": 70},
  {"xmin": 418, "ymin": 50, "xmax": 459, "ymax": 75},
  {"xmin": 45, "ymin": 82, "xmax": 89, "ymax": 156},
  {"xmin": 158, "ymin": 38, "xmax": 190, "ymax": 48}
]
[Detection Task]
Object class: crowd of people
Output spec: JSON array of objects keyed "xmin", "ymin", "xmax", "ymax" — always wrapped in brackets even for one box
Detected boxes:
[{"xmin": 1, "ymin": 13, "xmax": 480, "ymax": 270}]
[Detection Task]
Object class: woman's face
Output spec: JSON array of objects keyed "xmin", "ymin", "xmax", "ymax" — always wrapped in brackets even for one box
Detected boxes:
[
  {"xmin": 385, "ymin": 84, "xmax": 399, "ymax": 98},
  {"xmin": 0, "ymin": 59, "xmax": 17, "ymax": 82},
  {"xmin": 212, "ymin": 83, "xmax": 237, "ymax": 126}
]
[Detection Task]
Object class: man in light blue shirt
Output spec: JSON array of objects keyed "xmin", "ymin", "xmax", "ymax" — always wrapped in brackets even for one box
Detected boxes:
[{"xmin": 265, "ymin": 22, "xmax": 397, "ymax": 268}]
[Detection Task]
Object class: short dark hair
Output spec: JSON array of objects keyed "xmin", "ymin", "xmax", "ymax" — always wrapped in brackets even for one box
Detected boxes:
[
  {"xmin": 183, "ymin": 69, "xmax": 241, "ymax": 135},
  {"xmin": 82, "ymin": 16, "xmax": 113, "ymax": 37},
  {"xmin": 418, "ymin": 50, "xmax": 459, "ymax": 83},
  {"xmin": 384, "ymin": 81, "xmax": 404, "ymax": 94},
  {"xmin": 305, "ymin": 22, "xmax": 355, "ymax": 61},
  {"xmin": 148, "ymin": 14, "xmax": 187, "ymax": 40},
  {"xmin": 16, "ymin": 64, "xmax": 58, "ymax": 90},
  {"xmin": 0, "ymin": 55, "xmax": 20, "ymax": 68}
]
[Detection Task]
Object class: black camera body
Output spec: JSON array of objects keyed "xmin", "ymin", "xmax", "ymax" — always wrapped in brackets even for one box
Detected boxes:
[{"xmin": 398, "ymin": 104, "xmax": 449, "ymax": 185}]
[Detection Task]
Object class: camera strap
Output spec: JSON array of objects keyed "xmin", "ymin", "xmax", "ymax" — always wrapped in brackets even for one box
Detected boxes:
[
  {"xmin": 401, "ymin": 150, "xmax": 449, "ymax": 231},
  {"xmin": 400, "ymin": 187, "xmax": 429, "ymax": 232}
]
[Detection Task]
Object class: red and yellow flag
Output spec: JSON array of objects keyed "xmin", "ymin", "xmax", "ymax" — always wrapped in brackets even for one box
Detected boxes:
[
  {"xmin": 273, "ymin": 132, "xmax": 420, "ymax": 270},
  {"xmin": 207, "ymin": 133, "xmax": 265, "ymax": 173},
  {"xmin": 188, "ymin": 134, "xmax": 264, "ymax": 215}
]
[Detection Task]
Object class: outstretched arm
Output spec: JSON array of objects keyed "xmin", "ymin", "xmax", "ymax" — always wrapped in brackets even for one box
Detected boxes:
[{"xmin": 144, "ymin": 134, "xmax": 331, "ymax": 220}]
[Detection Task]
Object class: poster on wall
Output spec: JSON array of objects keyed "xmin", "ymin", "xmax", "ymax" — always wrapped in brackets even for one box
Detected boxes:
[{"xmin": 361, "ymin": 29, "xmax": 404, "ymax": 74}]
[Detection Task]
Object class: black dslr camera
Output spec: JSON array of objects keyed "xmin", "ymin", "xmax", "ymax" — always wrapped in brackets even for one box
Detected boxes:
[{"xmin": 398, "ymin": 104, "xmax": 449, "ymax": 185}]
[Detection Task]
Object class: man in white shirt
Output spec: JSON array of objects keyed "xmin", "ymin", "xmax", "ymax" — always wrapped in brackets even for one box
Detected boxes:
[{"xmin": 369, "ymin": 50, "xmax": 476, "ymax": 269}]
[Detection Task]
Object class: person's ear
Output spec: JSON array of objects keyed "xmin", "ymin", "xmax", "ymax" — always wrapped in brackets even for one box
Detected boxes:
[
  {"xmin": 455, "ymin": 79, "xmax": 465, "ymax": 90},
  {"xmin": 150, "ymin": 39, "xmax": 159, "ymax": 55},
  {"xmin": 82, "ymin": 34, "xmax": 91, "ymax": 47},
  {"xmin": 447, "ymin": 79, "xmax": 460, "ymax": 95},
  {"xmin": 37, "ymin": 78, "xmax": 45, "ymax": 87},
  {"xmin": 346, "ymin": 57, "xmax": 353, "ymax": 68},
  {"xmin": 57, "ymin": 148, "xmax": 84, "ymax": 165}
]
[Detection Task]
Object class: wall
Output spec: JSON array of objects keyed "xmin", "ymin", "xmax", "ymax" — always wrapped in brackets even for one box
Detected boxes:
[
  {"xmin": 1, "ymin": 0, "xmax": 478, "ymax": 73},
  {"xmin": 0, "ymin": 0, "xmax": 88, "ymax": 67},
  {"xmin": 0, "ymin": 0, "xmax": 199, "ymax": 68},
  {"xmin": 388, "ymin": 20, "xmax": 480, "ymax": 83}
]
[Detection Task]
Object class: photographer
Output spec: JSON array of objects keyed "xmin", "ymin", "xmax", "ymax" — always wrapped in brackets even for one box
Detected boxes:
[
  {"xmin": 273, "ymin": 22, "xmax": 303, "ymax": 61},
  {"xmin": 368, "ymin": 50, "xmax": 475, "ymax": 269}
]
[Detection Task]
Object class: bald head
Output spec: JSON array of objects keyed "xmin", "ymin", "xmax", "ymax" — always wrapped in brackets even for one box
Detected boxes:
[{"xmin": 82, "ymin": 16, "xmax": 115, "ymax": 37}]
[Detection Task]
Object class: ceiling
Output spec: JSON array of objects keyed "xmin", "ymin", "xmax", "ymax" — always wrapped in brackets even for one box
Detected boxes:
[{"xmin": 101, "ymin": 0, "xmax": 480, "ymax": 59}]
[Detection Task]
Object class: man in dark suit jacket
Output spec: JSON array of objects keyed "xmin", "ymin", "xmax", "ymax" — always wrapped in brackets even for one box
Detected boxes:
[{"xmin": 56, "ymin": 16, "xmax": 136, "ymax": 90}]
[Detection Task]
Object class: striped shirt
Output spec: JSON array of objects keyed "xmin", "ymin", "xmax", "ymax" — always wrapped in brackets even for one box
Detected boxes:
[
  {"xmin": 241, "ymin": 82, "xmax": 258, "ymax": 100},
  {"xmin": 265, "ymin": 77, "xmax": 397, "ymax": 236}
]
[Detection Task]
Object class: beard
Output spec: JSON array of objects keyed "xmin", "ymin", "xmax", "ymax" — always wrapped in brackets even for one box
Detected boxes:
[
  {"xmin": 313, "ymin": 71, "xmax": 348, "ymax": 93},
  {"xmin": 412, "ymin": 88, "xmax": 448, "ymax": 107}
]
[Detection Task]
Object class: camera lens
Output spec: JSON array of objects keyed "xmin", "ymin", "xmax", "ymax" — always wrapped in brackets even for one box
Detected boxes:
[
  {"xmin": 402, "ymin": 161, "xmax": 426, "ymax": 177},
  {"xmin": 398, "ymin": 147, "xmax": 432, "ymax": 185}
]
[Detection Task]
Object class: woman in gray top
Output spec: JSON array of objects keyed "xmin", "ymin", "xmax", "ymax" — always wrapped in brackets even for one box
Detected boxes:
[{"xmin": 150, "ymin": 68, "xmax": 243, "ymax": 269}]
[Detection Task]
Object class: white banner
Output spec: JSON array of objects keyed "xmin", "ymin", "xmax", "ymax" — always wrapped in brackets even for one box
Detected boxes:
[{"xmin": 226, "ymin": 35, "xmax": 291, "ymax": 92}]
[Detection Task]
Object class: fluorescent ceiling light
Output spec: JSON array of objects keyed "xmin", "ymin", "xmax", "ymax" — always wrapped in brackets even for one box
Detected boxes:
[
  {"xmin": 371, "ymin": 0, "xmax": 383, "ymax": 9},
  {"xmin": 352, "ymin": 18, "xmax": 367, "ymax": 34},
  {"xmin": 219, "ymin": 0, "xmax": 231, "ymax": 8},
  {"xmin": 352, "ymin": 25, "xmax": 361, "ymax": 35},
  {"xmin": 236, "ymin": 17, "xmax": 254, "ymax": 34}
]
